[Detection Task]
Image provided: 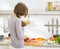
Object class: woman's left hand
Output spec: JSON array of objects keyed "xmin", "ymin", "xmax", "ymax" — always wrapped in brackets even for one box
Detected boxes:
[{"xmin": 21, "ymin": 21, "xmax": 26, "ymax": 27}]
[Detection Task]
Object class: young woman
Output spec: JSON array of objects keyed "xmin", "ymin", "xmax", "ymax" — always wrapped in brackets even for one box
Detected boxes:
[{"xmin": 8, "ymin": 2, "xmax": 28, "ymax": 49}]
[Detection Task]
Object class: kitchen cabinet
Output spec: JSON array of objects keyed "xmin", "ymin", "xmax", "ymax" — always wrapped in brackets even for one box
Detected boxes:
[
  {"xmin": 0, "ymin": 40, "xmax": 60, "ymax": 49},
  {"xmin": 0, "ymin": 46, "xmax": 9, "ymax": 49},
  {"xmin": 0, "ymin": 40, "xmax": 9, "ymax": 49},
  {"xmin": 24, "ymin": 46, "xmax": 60, "ymax": 49}
]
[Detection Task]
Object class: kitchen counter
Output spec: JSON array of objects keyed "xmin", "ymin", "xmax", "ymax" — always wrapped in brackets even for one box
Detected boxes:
[
  {"xmin": 0, "ymin": 40, "xmax": 60, "ymax": 49},
  {"xmin": 0, "ymin": 40, "xmax": 9, "ymax": 46},
  {"xmin": 0, "ymin": 40, "xmax": 9, "ymax": 49}
]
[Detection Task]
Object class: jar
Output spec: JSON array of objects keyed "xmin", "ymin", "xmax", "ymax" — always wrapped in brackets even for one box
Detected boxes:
[
  {"xmin": 47, "ymin": 2, "xmax": 53, "ymax": 11},
  {"xmin": 54, "ymin": 1, "xmax": 60, "ymax": 11}
]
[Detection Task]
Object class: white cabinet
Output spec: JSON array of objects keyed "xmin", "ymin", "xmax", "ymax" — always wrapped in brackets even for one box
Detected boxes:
[
  {"xmin": 0, "ymin": 40, "xmax": 10, "ymax": 49},
  {"xmin": 24, "ymin": 46, "xmax": 60, "ymax": 49},
  {"xmin": 0, "ymin": 46, "xmax": 9, "ymax": 49}
]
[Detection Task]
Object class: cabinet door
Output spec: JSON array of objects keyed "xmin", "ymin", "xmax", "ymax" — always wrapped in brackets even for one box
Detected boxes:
[
  {"xmin": 0, "ymin": 46, "xmax": 9, "ymax": 49},
  {"xmin": 24, "ymin": 46, "xmax": 60, "ymax": 49}
]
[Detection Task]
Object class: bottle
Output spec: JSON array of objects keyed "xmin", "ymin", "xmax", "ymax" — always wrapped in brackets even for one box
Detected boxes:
[{"xmin": 47, "ymin": 2, "xmax": 53, "ymax": 11}]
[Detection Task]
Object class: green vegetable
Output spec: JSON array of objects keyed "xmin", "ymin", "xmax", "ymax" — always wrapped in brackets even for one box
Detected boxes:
[{"xmin": 55, "ymin": 36, "xmax": 60, "ymax": 44}]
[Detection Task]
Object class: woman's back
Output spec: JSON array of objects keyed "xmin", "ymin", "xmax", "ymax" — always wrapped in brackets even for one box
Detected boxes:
[{"xmin": 8, "ymin": 16, "xmax": 24, "ymax": 48}]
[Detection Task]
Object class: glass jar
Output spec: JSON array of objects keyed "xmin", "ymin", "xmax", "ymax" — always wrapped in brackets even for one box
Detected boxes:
[
  {"xmin": 47, "ymin": 2, "xmax": 53, "ymax": 11},
  {"xmin": 54, "ymin": 1, "xmax": 60, "ymax": 11}
]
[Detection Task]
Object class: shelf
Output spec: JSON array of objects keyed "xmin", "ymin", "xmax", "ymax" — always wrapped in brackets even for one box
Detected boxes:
[
  {"xmin": 0, "ymin": 10, "xmax": 60, "ymax": 15},
  {"xmin": 29, "ymin": 11, "xmax": 60, "ymax": 15},
  {"xmin": 0, "ymin": 10, "xmax": 13, "ymax": 15}
]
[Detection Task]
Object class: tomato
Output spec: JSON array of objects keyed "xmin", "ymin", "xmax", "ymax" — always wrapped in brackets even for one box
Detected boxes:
[{"xmin": 50, "ymin": 37, "xmax": 56, "ymax": 41}]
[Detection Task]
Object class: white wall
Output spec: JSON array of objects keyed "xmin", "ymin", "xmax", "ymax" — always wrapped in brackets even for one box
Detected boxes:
[
  {"xmin": 0, "ymin": 14, "xmax": 60, "ymax": 39},
  {"xmin": 0, "ymin": 0, "xmax": 60, "ymax": 11},
  {"xmin": 24, "ymin": 15, "xmax": 60, "ymax": 39}
]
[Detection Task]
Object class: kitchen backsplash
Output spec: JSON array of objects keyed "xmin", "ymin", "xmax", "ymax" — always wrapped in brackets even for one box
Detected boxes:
[
  {"xmin": 0, "ymin": 11, "xmax": 60, "ymax": 39},
  {"xmin": 0, "ymin": 15, "xmax": 10, "ymax": 37},
  {"xmin": 24, "ymin": 15, "xmax": 60, "ymax": 38}
]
